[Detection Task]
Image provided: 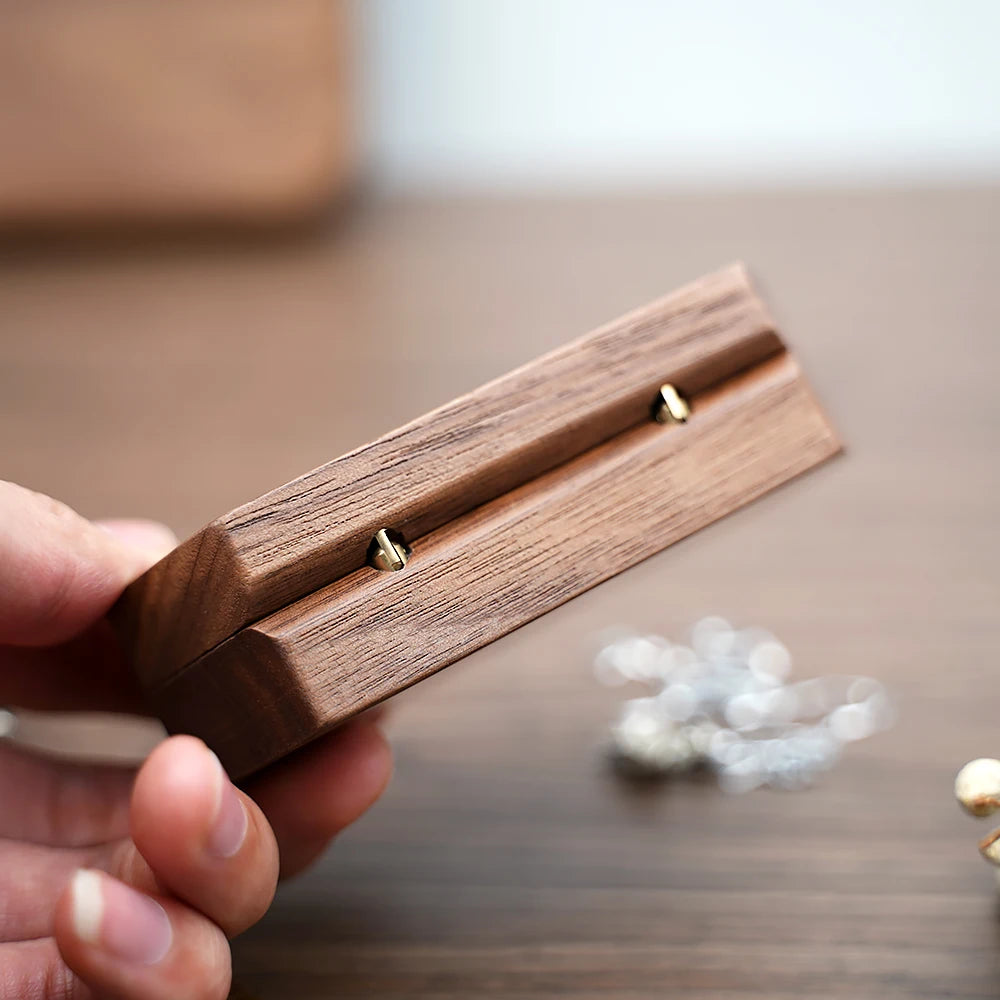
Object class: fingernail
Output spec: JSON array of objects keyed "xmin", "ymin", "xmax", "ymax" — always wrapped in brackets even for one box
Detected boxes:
[
  {"xmin": 95, "ymin": 519, "xmax": 178, "ymax": 561},
  {"xmin": 71, "ymin": 869, "xmax": 172, "ymax": 965},
  {"xmin": 206, "ymin": 749, "xmax": 248, "ymax": 859}
]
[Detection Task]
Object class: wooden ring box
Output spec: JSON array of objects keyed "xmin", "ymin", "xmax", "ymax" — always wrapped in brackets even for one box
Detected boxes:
[{"xmin": 111, "ymin": 264, "xmax": 840, "ymax": 778}]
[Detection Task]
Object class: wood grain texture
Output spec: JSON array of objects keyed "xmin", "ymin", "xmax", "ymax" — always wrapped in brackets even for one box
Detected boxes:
[
  {"xmin": 154, "ymin": 352, "xmax": 839, "ymax": 777},
  {"xmin": 7, "ymin": 190, "xmax": 1000, "ymax": 999},
  {"xmin": 114, "ymin": 263, "xmax": 784, "ymax": 690}
]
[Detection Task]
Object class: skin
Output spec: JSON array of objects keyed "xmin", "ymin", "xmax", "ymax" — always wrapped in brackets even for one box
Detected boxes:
[{"xmin": 0, "ymin": 480, "xmax": 394, "ymax": 999}]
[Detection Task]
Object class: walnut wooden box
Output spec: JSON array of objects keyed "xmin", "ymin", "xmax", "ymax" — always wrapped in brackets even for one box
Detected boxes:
[
  {"xmin": 112, "ymin": 265, "xmax": 840, "ymax": 777},
  {"xmin": 0, "ymin": 1, "xmax": 354, "ymax": 228}
]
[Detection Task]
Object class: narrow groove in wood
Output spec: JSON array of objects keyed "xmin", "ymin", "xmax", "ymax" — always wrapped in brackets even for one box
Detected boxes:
[
  {"xmin": 115, "ymin": 263, "xmax": 783, "ymax": 689},
  {"xmin": 148, "ymin": 344, "xmax": 785, "ymax": 695},
  {"xmin": 151, "ymin": 351, "xmax": 840, "ymax": 777}
]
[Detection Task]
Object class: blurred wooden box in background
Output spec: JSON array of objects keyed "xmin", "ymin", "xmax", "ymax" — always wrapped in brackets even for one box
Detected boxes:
[{"xmin": 0, "ymin": 1, "xmax": 355, "ymax": 228}]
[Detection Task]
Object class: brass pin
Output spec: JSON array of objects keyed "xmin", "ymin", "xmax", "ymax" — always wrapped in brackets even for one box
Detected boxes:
[
  {"xmin": 368, "ymin": 528, "xmax": 411, "ymax": 572},
  {"xmin": 654, "ymin": 383, "xmax": 690, "ymax": 425}
]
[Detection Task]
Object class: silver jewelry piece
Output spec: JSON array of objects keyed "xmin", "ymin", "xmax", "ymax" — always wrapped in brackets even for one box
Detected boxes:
[{"xmin": 596, "ymin": 618, "xmax": 894, "ymax": 792}]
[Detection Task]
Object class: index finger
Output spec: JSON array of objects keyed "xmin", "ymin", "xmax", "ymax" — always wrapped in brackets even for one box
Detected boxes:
[{"xmin": 0, "ymin": 481, "xmax": 173, "ymax": 647}]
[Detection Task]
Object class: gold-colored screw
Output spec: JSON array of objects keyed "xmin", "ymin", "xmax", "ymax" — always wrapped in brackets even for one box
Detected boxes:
[
  {"xmin": 367, "ymin": 528, "xmax": 411, "ymax": 572},
  {"xmin": 654, "ymin": 384, "xmax": 690, "ymax": 425}
]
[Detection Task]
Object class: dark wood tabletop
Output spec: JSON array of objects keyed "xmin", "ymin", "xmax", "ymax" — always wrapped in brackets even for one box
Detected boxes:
[{"xmin": 3, "ymin": 189, "xmax": 1000, "ymax": 999}]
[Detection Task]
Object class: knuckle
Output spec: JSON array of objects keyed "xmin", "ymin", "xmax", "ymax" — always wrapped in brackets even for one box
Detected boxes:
[
  {"xmin": 30, "ymin": 552, "xmax": 82, "ymax": 640},
  {"xmin": 0, "ymin": 944, "xmax": 87, "ymax": 1000},
  {"xmin": 42, "ymin": 959, "xmax": 85, "ymax": 1000},
  {"xmin": 43, "ymin": 764, "xmax": 131, "ymax": 848}
]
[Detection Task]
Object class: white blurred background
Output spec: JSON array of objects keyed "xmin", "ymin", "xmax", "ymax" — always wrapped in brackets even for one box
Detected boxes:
[{"xmin": 365, "ymin": 0, "xmax": 1000, "ymax": 191}]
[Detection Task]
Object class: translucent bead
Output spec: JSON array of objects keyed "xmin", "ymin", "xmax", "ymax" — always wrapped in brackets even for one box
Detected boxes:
[
  {"xmin": 659, "ymin": 683, "xmax": 698, "ymax": 722},
  {"xmin": 724, "ymin": 692, "xmax": 767, "ymax": 731},
  {"xmin": 691, "ymin": 616, "xmax": 733, "ymax": 658},
  {"xmin": 827, "ymin": 702, "xmax": 875, "ymax": 742},
  {"xmin": 748, "ymin": 638, "xmax": 792, "ymax": 682},
  {"xmin": 719, "ymin": 753, "xmax": 764, "ymax": 794}
]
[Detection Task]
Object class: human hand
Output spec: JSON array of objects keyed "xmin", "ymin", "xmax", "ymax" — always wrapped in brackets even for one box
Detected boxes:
[{"xmin": 0, "ymin": 481, "xmax": 393, "ymax": 999}]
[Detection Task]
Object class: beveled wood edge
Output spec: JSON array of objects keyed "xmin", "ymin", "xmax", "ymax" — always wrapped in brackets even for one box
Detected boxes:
[
  {"xmin": 160, "ymin": 625, "xmax": 322, "ymax": 777},
  {"xmin": 117, "ymin": 263, "xmax": 783, "ymax": 689},
  {"xmin": 152, "ymin": 352, "xmax": 840, "ymax": 777}
]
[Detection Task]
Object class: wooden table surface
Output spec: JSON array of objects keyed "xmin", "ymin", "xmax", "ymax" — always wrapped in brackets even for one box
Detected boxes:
[{"xmin": 3, "ymin": 189, "xmax": 999, "ymax": 998}]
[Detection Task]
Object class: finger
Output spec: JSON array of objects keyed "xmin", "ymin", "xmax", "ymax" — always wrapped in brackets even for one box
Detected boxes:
[
  {"xmin": 92, "ymin": 521, "xmax": 179, "ymax": 565},
  {"xmin": 0, "ymin": 481, "xmax": 177, "ymax": 647},
  {"xmin": 55, "ymin": 869, "xmax": 231, "ymax": 1000},
  {"xmin": 0, "ymin": 620, "xmax": 144, "ymax": 712},
  {"xmin": 126, "ymin": 736, "xmax": 278, "ymax": 938},
  {"xmin": 0, "ymin": 938, "xmax": 88, "ymax": 1000},
  {"xmin": 0, "ymin": 742, "xmax": 134, "ymax": 847},
  {"xmin": 0, "ymin": 840, "xmax": 93, "ymax": 943},
  {"xmin": 247, "ymin": 718, "xmax": 392, "ymax": 878}
]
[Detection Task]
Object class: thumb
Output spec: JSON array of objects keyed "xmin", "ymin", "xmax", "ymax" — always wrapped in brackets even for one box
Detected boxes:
[
  {"xmin": 94, "ymin": 519, "xmax": 180, "ymax": 567},
  {"xmin": 0, "ymin": 481, "xmax": 177, "ymax": 647}
]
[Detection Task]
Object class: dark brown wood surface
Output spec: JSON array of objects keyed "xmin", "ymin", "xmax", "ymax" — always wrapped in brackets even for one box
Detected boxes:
[
  {"xmin": 3, "ymin": 190, "xmax": 1000, "ymax": 998},
  {"xmin": 157, "ymin": 350, "xmax": 838, "ymax": 778},
  {"xmin": 116, "ymin": 263, "xmax": 784, "ymax": 693}
]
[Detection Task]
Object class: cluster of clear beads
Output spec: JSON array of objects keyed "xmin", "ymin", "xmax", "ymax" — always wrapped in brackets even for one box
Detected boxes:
[{"xmin": 595, "ymin": 616, "xmax": 894, "ymax": 793}]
